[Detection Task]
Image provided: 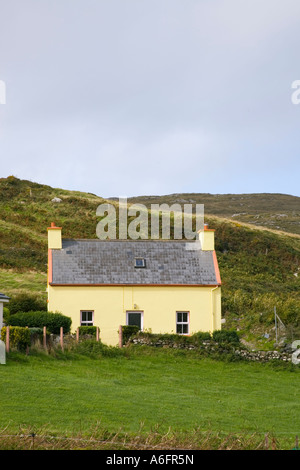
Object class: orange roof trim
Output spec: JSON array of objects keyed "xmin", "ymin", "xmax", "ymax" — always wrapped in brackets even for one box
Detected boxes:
[
  {"xmin": 48, "ymin": 249, "xmax": 53, "ymax": 284},
  {"xmin": 49, "ymin": 283, "xmax": 221, "ymax": 287},
  {"xmin": 212, "ymin": 250, "xmax": 222, "ymax": 285}
]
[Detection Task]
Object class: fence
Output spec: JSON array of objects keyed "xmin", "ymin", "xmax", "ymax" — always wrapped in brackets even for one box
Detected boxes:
[{"xmin": 4, "ymin": 325, "xmax": 102, "ymax": 353}]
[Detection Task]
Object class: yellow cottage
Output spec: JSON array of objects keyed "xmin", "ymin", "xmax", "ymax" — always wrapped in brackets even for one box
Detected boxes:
[{"xmin": 47, "ymin": 223, "xmax": 222, "ymax": 346}]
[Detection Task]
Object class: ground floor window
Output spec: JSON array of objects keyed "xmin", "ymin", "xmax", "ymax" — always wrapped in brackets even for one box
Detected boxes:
[
  {"xmin": 80, "ymin": 310, "xmax": 94, "ymax": 326},
  {"xmin": 126, "ymin": 311, "xmax": 143, "ymax": 330},
  {"xmin": 176, "ymin": 311, "xmax": 189, "ymax": 334}
]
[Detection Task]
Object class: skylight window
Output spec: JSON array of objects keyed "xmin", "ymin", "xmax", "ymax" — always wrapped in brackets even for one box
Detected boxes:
[{"xmin": 134, "ymin": 257, "xmax": 146, "ymax": 268}]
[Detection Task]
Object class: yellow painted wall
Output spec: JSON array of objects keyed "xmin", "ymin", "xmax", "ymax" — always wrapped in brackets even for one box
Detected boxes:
[
  {"xmin": 48, "ymin": 228, "xmax": 62, "ymax": 249},
  {"xmin": 199, "ymin": 230, "xmax": 215, "ymax": 251},
  {"xmin": 48, "ymin": 284, "xmax": 221, "ymax": 346}
]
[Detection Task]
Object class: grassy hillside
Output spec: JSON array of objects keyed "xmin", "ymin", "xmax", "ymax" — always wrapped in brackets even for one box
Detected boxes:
[
  {"xmin": 127, "ymin": 192, "xmax": 300, "ymax": 235},
  {"xmin": 0, "ymin": 176, "xmax": 299, "ymax": 346},
  {"xmin": 0, "ymin": 175, "xmax": 103, "ymax": 272},
  {"xmin": 209, "ymin": 216, "xmax": 300, "ymax": 345}
]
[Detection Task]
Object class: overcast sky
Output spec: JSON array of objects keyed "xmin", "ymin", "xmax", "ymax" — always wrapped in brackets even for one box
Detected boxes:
[{"xmin": 0, "ymin": 0, "xmax": 300, "ymax": 198}]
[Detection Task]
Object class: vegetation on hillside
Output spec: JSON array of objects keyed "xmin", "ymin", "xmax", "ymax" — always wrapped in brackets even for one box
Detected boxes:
[
  {"xmin": 0, "ymin": 176, "xmax": 299, "ymax": 346},
  {"xmin": 0, "ymin": 176, "xmax": 104, "ymax": 273},
  {"xmin": 127, "ymin": 192, "xmax": 300, "ymax": 235}
]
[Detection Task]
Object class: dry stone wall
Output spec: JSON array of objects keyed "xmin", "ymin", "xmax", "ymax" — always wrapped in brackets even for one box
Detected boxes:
[{"xmin": 129, "ymin": 336, "xmax": 293, "ymax": 363}]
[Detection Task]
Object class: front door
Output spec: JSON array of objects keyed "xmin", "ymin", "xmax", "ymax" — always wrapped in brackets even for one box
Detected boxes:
[{"xmin": 127, "ymin": 311, "xmax": 143, "ymax": 330}]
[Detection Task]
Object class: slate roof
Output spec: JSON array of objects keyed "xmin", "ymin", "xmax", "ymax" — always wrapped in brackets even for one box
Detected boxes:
[
  {"xmin": 50, "ymin": 239, "xmax": 220, "ymax": 286},
  {"xmin": 0, "ymin": 293, "xmax": 10, "ymax": 301}
]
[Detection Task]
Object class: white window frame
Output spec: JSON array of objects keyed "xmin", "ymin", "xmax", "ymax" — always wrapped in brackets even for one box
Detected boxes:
[
  {"xmin": 176, "ymin": 311, "xmax": 190, "ymax": 335},
  {"xmin": 126, "ymin": 311, "xmax": 144, "ymax": 330},
  {"xmin": 80, "ymin": 310, "xmax": 94, "ymax": 326}
]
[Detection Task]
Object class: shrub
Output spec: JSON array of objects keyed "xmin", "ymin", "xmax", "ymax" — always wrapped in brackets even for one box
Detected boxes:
[
  {"xmin": 212, "ymin": 329, "xmax": 240, "ymax": 344},
  {"xmin": 7, "ymin": 311, "xmax": 72, "ymax": 335},
  {"xmin": 1, "ymin": 326, "xmax": 31, "ymax": 351},
  {"xmin": 3, "ymin": 307, "xmax": 10, "ymax": 324},
  {"xmin": 78, "ymin": 326, "xmax": 99, "ymax": 337},
  {"xmin": 191, "ymin": 331, "xmax": 212, "ymax": 344},
  {"xmin": 127, "ymin": 331, "xmax": 209, "ymax": 348},
  {"xmin": 122, "ymin": 325, "xmax": 140, "ymax": 345},
  {"xmin": 8, "ymin": 293, "xmax": 47, "ymax": 315},
  {"xmin": 28, "ymin": 327, "xmax": 44, "ymax": 345},
  {"xmin": 72, "ymin": 339, "xmax": 124, "ymax": 358}
]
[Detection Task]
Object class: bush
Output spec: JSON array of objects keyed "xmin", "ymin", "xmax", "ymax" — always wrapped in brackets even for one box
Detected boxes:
[
  {"xmin": 7, "ymin": 311, "xmax": 72, "ymax": 335},
  {"xmin": 28, "ymin": 327, "xmax": 44, "ymax": 345},
  {"xmin": 191, "ymin": 331, "xmax": 212, "ymax": 344},
  {"xmin": 3, "ymin": 307, "xmax": 10, "ymax": 324},
  {"xmin": 71, "ymin": 339, "xmax": 124, "ymax": 358},
  {"xmin": 1, "ymin": 326, "xmax": 31, "ymax": 351},
  {"xmin": 8, "ymin": 293, "xmax": 47, "ymax": 315},
  {"xmin": 122, "ymin": 325, "xmax": 140, "ymax": 345},
  {"xmin": 78, "ymin": 326, "xmax": 99, "ymax": 337},
  {"xmin": 126, "ymin": 331, "xmax": 210, "ymax": 348},
  {"xmin": 212, "ymin": 329, "xmax": 240, "ymax": 344}
]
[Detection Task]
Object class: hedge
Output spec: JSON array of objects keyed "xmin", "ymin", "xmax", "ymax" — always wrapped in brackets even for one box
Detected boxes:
[
  {"xmin": 122, "ymin": 325, "xmax": 140, "ymax": 345},
  {"xmin": 1, "ymin": 326, "xmax": 31, "ymax": 351},
  {"xmin": 128, "ymin": 330, "xmax": 240, "ymax": 347},
  {"xmin": 191, "ymin": 331, "xmax": 212, "ymax": 344},
  {"xmin": 127, "ymin": 330, "xmax": 213, "ymax": 347},
  {"xmin": 8, "ymin": 293, "xmax": 47, "ymax": 315},
  {"xmin": 7, "ymin": 311, "xmax": 72, "ymax": 335},
  {"xmin": 212, "ymin": 329, "xmax": 240, "ymax": 344},
  {"xmin": 78, "ymin": 326, "xmax": 99, "ymax": 337}
]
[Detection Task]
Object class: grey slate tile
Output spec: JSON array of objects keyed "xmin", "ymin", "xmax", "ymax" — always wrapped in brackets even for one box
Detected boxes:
[{"xmin": 51, "ymin": 239, "xmax": 219, "ymax": 285}]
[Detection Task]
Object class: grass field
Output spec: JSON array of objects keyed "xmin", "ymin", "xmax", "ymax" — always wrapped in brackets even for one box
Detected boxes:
[{"xmin": 1, "ymin": 345, "xmax": 300, "ymax": 449}]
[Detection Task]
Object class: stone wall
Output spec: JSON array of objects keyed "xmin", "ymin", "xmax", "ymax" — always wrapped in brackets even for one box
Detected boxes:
[
  {"xmin": 232, "ymin": 348, "xmax": 291, "ymax": 363},
  {"xmin": 129, "ymin": 336, "xmax": 293, "ymax": 363}
]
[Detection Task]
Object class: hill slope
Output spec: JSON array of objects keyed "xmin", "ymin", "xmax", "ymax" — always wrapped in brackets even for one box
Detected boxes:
[
  {"xmin": 126, "ymin": 192, "xmax": 300, "ymax": 235},
  {"xmin": 0, "ymin": 175, "xmax": 104, "ymax": 272},
  {"xmin": 0, "ymin": 176, "xmax": 299, "ymax": 346}
]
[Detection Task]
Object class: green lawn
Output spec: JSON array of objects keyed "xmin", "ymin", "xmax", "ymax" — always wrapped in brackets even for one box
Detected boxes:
[{"xmin": 1, "ymin": 346, "xmax": 300, "ymax": 445}]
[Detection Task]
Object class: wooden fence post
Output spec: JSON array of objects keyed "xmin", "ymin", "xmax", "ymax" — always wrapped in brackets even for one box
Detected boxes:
[
  {"xmin": 96, "ymin": 327, "xmax": 100, "ymax": 342},
  {"xmin": 5, "ymin": 325, "xmax": 9, "ymax": 353},
  {"xmin": 43, "ymin": 326, "xmax": 47, "ymax": 350},
  {"xmin": 76, "ymin": 327, "xmax": 79, "ymax": 343},
  {"xmin": 119, "ymin": 325, "xmax": 123, "ymax": 348},
  {"xmin": 60, "ymin": 327, "xmax": 64, "ymax": 351},
  {"xmin": 265, "ymin": 433, "xmax": 269, "ymax": 450},
  {"xmin": 26, "ymin": 326, "xmax": 29, "ymax": 355}
]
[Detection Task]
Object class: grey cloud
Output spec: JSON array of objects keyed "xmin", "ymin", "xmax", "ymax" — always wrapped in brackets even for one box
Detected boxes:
[{"xmin": 0, "ymin": 0, "xmax": 300, "ymax": 197}]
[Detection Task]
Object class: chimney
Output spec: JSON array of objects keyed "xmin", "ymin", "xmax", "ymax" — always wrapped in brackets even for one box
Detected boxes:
[
  {"xmin": 47, "ymin": 222, "xmax": 62, "ymax": 249},
  {"xmin": 199, "ymin": 224, "xmax": 215, "ymax": 251}
]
